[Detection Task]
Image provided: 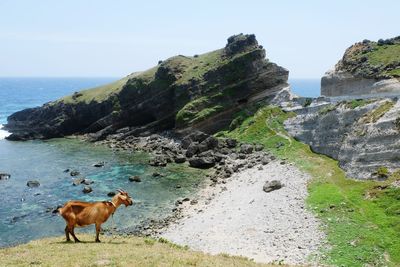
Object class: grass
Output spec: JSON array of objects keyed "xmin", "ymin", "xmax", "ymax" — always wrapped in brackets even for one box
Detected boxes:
[
  {"xmin": 0, "ymin": 235, "xmax": 276, "ymax": 267},
  {"xmin": 367, "ymin": 44, "xmax": 400, "ymax": 67},
  {"xmin": 360, "ymin": 100, "xmax": 394, "ymax": 124},
  {"xmin": 59, "ymin": 76, "xmax": 130, "ymax": 104},
  {"xmin": 344, "ymin": 99, "xmax": 374, "ymax": 109},
  {"xmin": 219, "ymin": 106, "xmax": 400, "ymax": 267}
]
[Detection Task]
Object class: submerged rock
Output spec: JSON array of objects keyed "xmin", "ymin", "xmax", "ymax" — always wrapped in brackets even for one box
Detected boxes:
[
  {"xmin": 129, "ymin": 175, "xmax": 141, "ymax": 182},
  {"xmin": 82, "ymin": 186, "xmax": 92, "ymax": 193},
  {"xmin": 27, "ymin": 180, "xmax": 40, "ymax": 188},
  {"xmin": 0, "ymin": 173, "xmax": 11, "ymax": 180},
  {"xmin": 70, "ymin": 170, "xmax": 80, "ymax": 177}
]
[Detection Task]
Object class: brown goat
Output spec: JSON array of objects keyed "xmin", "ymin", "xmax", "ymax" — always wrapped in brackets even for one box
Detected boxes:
[{"xmin": 59, "ymin": 189, "xmax": 133, "ymax": 242}]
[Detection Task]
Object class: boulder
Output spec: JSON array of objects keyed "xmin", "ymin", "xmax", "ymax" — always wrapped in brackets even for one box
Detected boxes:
[
  {"xmin": 0, "ymin": 173, "xmax": 11, "ymax": 180},
  {"xmin": 240, "ymin": 144, "xmax": 254, "ymax": 154},
  {"xmin": 27, "ymin": 180, "xmax": 40, "ymax": 188},
  {"xmin": 149, "ymin": 156, "xmax": 167, "ymax": 167},
  {"xmin": 82, "ymin": 186, "xmax": 92, "ymax": 193},
  {"xmin": 263, "ymin": 180, "xmax": 283, "ymax": 193},
  {"xmin": 129, "ymin": 175, "xmax": 141, "ymax": 182},
  {"xmin": 225, "ymin": 138, "xmax": 237, "ymax": 148},
  {"xmin": 182, "ymin": 131, "xmax": 209, "ymax": 149},
  {"xmin": 185, "ymin": 143, "xmax": 200, "ymax": 157},
  {"xmin": 189, "ymin": 157, "xmax": 216, "ymax": 169},
  {"xmin": 174, "ymin": 155, "xmax": 186, "ymax": 163},
  {"xmin": 255, "ymin": 144, "xmax": 264, "ymax": 151}
]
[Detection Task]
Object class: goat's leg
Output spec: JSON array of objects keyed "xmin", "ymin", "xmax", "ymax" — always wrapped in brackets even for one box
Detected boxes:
[
  {"xmin": 68, "ymin": 225, "xmax": 80, "ymax": 243},
  {"xmin": 65, "ymin": 226, "xmax": 71, "ymax": 242},
  {"xmin": 95, "ymin": 223, "xmax": 101, "ymax": 243}
]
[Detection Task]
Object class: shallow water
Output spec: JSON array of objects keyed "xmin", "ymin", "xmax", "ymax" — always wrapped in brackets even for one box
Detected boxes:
[{"xmin": 0, "ymin": 138, "xmax": 206, "ymax": 247}]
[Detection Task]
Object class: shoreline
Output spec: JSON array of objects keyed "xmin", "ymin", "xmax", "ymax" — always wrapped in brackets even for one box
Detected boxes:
[{"xmin": 158, "ymin": 161, "xmax": 326, "ymax": 265}]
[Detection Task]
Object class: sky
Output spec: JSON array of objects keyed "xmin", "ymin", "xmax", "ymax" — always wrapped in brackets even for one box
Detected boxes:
[{"xmin": 0, "ymin": 0, "xmax": 399, "ymax": 79}]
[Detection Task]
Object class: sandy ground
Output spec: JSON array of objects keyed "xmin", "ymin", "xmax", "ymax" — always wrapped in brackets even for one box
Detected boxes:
[{"xmin": 160, "ymin": 161, "xmax": 325, "ymax": 265}]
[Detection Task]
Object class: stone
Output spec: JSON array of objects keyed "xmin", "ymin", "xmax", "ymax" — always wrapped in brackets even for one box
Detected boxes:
[
  {"xmin": 149, "ymin": 156, "xmax": 167, "ymax": 167},
  {"xmin": 72, "ymin": 178, "xmax": 84, "ymax": 186},
  {"xmin": 129, "ymin": 175, "xmax": 141, "ymax": 182},
  {"xmin": 174, "ymin": 155, "xmax": 186, "ymax": 163},
  {"xmin": 189, "ymin": 157, "xmax": 216, "ymax": 169},
  {"xmin": 190, "ymin": 199, "xmax": 198, "ymax": 205},
  {"xmin": 185, "ymin": 143, "xmax": 200, "ymax": 158},
  {"xmin": 240, "ymin": 144, "xmax": 254, "ymax": 154},
  {"xmin": 263, "ymin": 180, "xmax": 283, "ymax": 193},
  {"xmin": 107, "ymin": 191, "xmax": 116, "ymax": 197},
  {"xmin": 0, "ymin": 173, "xmax": 11, "ymax": 180},
  {"xmin": 93, "ymin": 162, "xmax": 105, "ymax": 167},
  {"xmin": 225, "ymin": 138, "xmax": 237, "ymax": 148},
  {"xmin": 82, "ymin": 186, "xmax": 92, "ymax": 193},
  {"xmin": 70, "ymin": 170, "xmax": 80, "ymax": 177},
  {"xmin": 255, "ymin": 144, "xmax": 264, "ymax": 151},
  {"xmin": 27, "ymin": 180, "xmax": 40, "ymax": 188},
  {"xmin": 82, "ymin": 179, "xmax": 94, "ymax": 185}
]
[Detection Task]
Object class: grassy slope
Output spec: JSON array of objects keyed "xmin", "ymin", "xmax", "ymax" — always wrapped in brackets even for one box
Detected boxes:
[
  {"xmin": 218, "ymin": 106, "xmax": 400, "ymax": 267},
  {"xmin": 0, "ymin": 235, "xmax": 275, "ymax": 267},
  {"xmin": 347, "ymin": 42, "xmax": 400, "ymax": 78}
]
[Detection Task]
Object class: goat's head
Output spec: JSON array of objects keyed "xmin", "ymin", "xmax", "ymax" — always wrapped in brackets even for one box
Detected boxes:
[{"xmin": 116, "ymin": 189, "xmax": 133, "ymax": 207}]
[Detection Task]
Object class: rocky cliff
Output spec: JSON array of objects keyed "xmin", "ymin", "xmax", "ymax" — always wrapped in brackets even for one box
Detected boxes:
[
  {"xmin": 284, "ymin": 97, "xmax": 400, "ymax": 179},
  {"xmin": 5, "ymin": 34, "xmax": 288, "ymax": 141},
  {"xmin": 321, "ymin": 37, "xmax": 400, "ymax": 97}
]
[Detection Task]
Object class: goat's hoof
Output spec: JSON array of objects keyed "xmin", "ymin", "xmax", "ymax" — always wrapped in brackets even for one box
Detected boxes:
[
  {"xmin": 74, "ymin": 240, "xmax": 81, "ymax": 243},
  {"xmin": 95, "ymin": 239, "xmax": 101, "ymax": 243}
]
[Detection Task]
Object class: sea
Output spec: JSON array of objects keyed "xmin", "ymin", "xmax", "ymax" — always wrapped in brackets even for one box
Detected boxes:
[{"xmin": 0, "ymin": 77, "xmax": 320, "ymax": 247}]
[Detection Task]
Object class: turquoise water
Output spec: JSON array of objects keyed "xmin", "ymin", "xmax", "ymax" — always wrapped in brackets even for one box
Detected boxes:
[{"xmin": 0, "ymin": 78, "xmax": 205, "ymax": 247}]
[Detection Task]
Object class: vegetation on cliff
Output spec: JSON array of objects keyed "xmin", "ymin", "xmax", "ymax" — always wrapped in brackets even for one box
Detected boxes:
[
  {"xmin": 335, "ymin": 36, "xmax": 400, "ymax": 79},
  {"xmin": 218, "ymin": 106, "xmax": 400, "ymax": 267}
]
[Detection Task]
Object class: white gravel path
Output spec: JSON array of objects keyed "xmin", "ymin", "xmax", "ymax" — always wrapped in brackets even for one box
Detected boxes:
[{"xmin": 160, "ymin": 161, "xmax": 325, "ymax": 265}]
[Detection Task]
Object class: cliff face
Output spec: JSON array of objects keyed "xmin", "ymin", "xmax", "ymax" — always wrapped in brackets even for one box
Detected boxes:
[
  {"xmin": 5, "ymin": 34, "xmax": 288, "ymax": 141},
  {"xmin": 284, "ymin": 98, "xmax": 400, "ymax": 179},
  {"xmin": 321, "ymin": 37, "xmax": 400, "ymax": 97}
]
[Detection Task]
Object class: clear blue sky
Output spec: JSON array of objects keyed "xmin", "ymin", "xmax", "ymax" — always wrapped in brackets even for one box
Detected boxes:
[{"xmin": 0, "ymin": 0, "xmax": 399, "ymax": 78}]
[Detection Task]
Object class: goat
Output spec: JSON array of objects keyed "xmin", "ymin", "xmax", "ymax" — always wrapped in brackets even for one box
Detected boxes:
[{"xmin": 59, "ymin": 189, "xmax": 133, "ymax": 242}]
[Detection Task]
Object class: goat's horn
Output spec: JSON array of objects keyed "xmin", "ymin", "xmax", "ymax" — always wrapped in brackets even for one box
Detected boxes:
[{"xmin": 117, "ymin": 189, "xmax": 124, "ymax": 193}]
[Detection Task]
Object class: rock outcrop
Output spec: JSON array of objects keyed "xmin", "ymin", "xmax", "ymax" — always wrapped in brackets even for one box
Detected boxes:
[
  {"xmin": 321, "ymin": 37, "xmax": 400, "ymax": 97},
  {"xmin": 284, "ymin": 97, "xmax": 400, "ymax": 179},
  {"xmin": 5, "ymin": 34, "xmax": 288, "ymax": 141}
]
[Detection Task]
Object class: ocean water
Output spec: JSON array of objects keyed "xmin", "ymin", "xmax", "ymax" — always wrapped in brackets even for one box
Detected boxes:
[
  {"xmin": 0, "ymin": 78, "xmax": 205, "ymax": 247},
  {"xmin": 289, "ymin": 79, "xmax": 320, "ymax": 98}
]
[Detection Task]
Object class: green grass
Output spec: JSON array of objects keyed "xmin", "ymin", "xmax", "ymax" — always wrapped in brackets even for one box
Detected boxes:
[
  {"xmin": 219, "ymin": 106, "xmax": 400, "ymax": 267},
  {"xmin": 387, "ymin": 68, "xmax": 400, "ymax": 77},
  {"xmin": 59, "ymin": 76, "xmax": 131, "ymax": 104},
  {"xmin": 0, "ymin": 235, "xmax": 276, "ymax": 267},
  {"xmin": 367, "ymin": 44, "xmax": 400, "ymax": 66},
  {"xmin": 345, "ymin": 99, "xmax": 374, "ymax": 109},
  {"xmin": 361, "ymin": 100, "xmax": 394, "ymax": 124}
]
